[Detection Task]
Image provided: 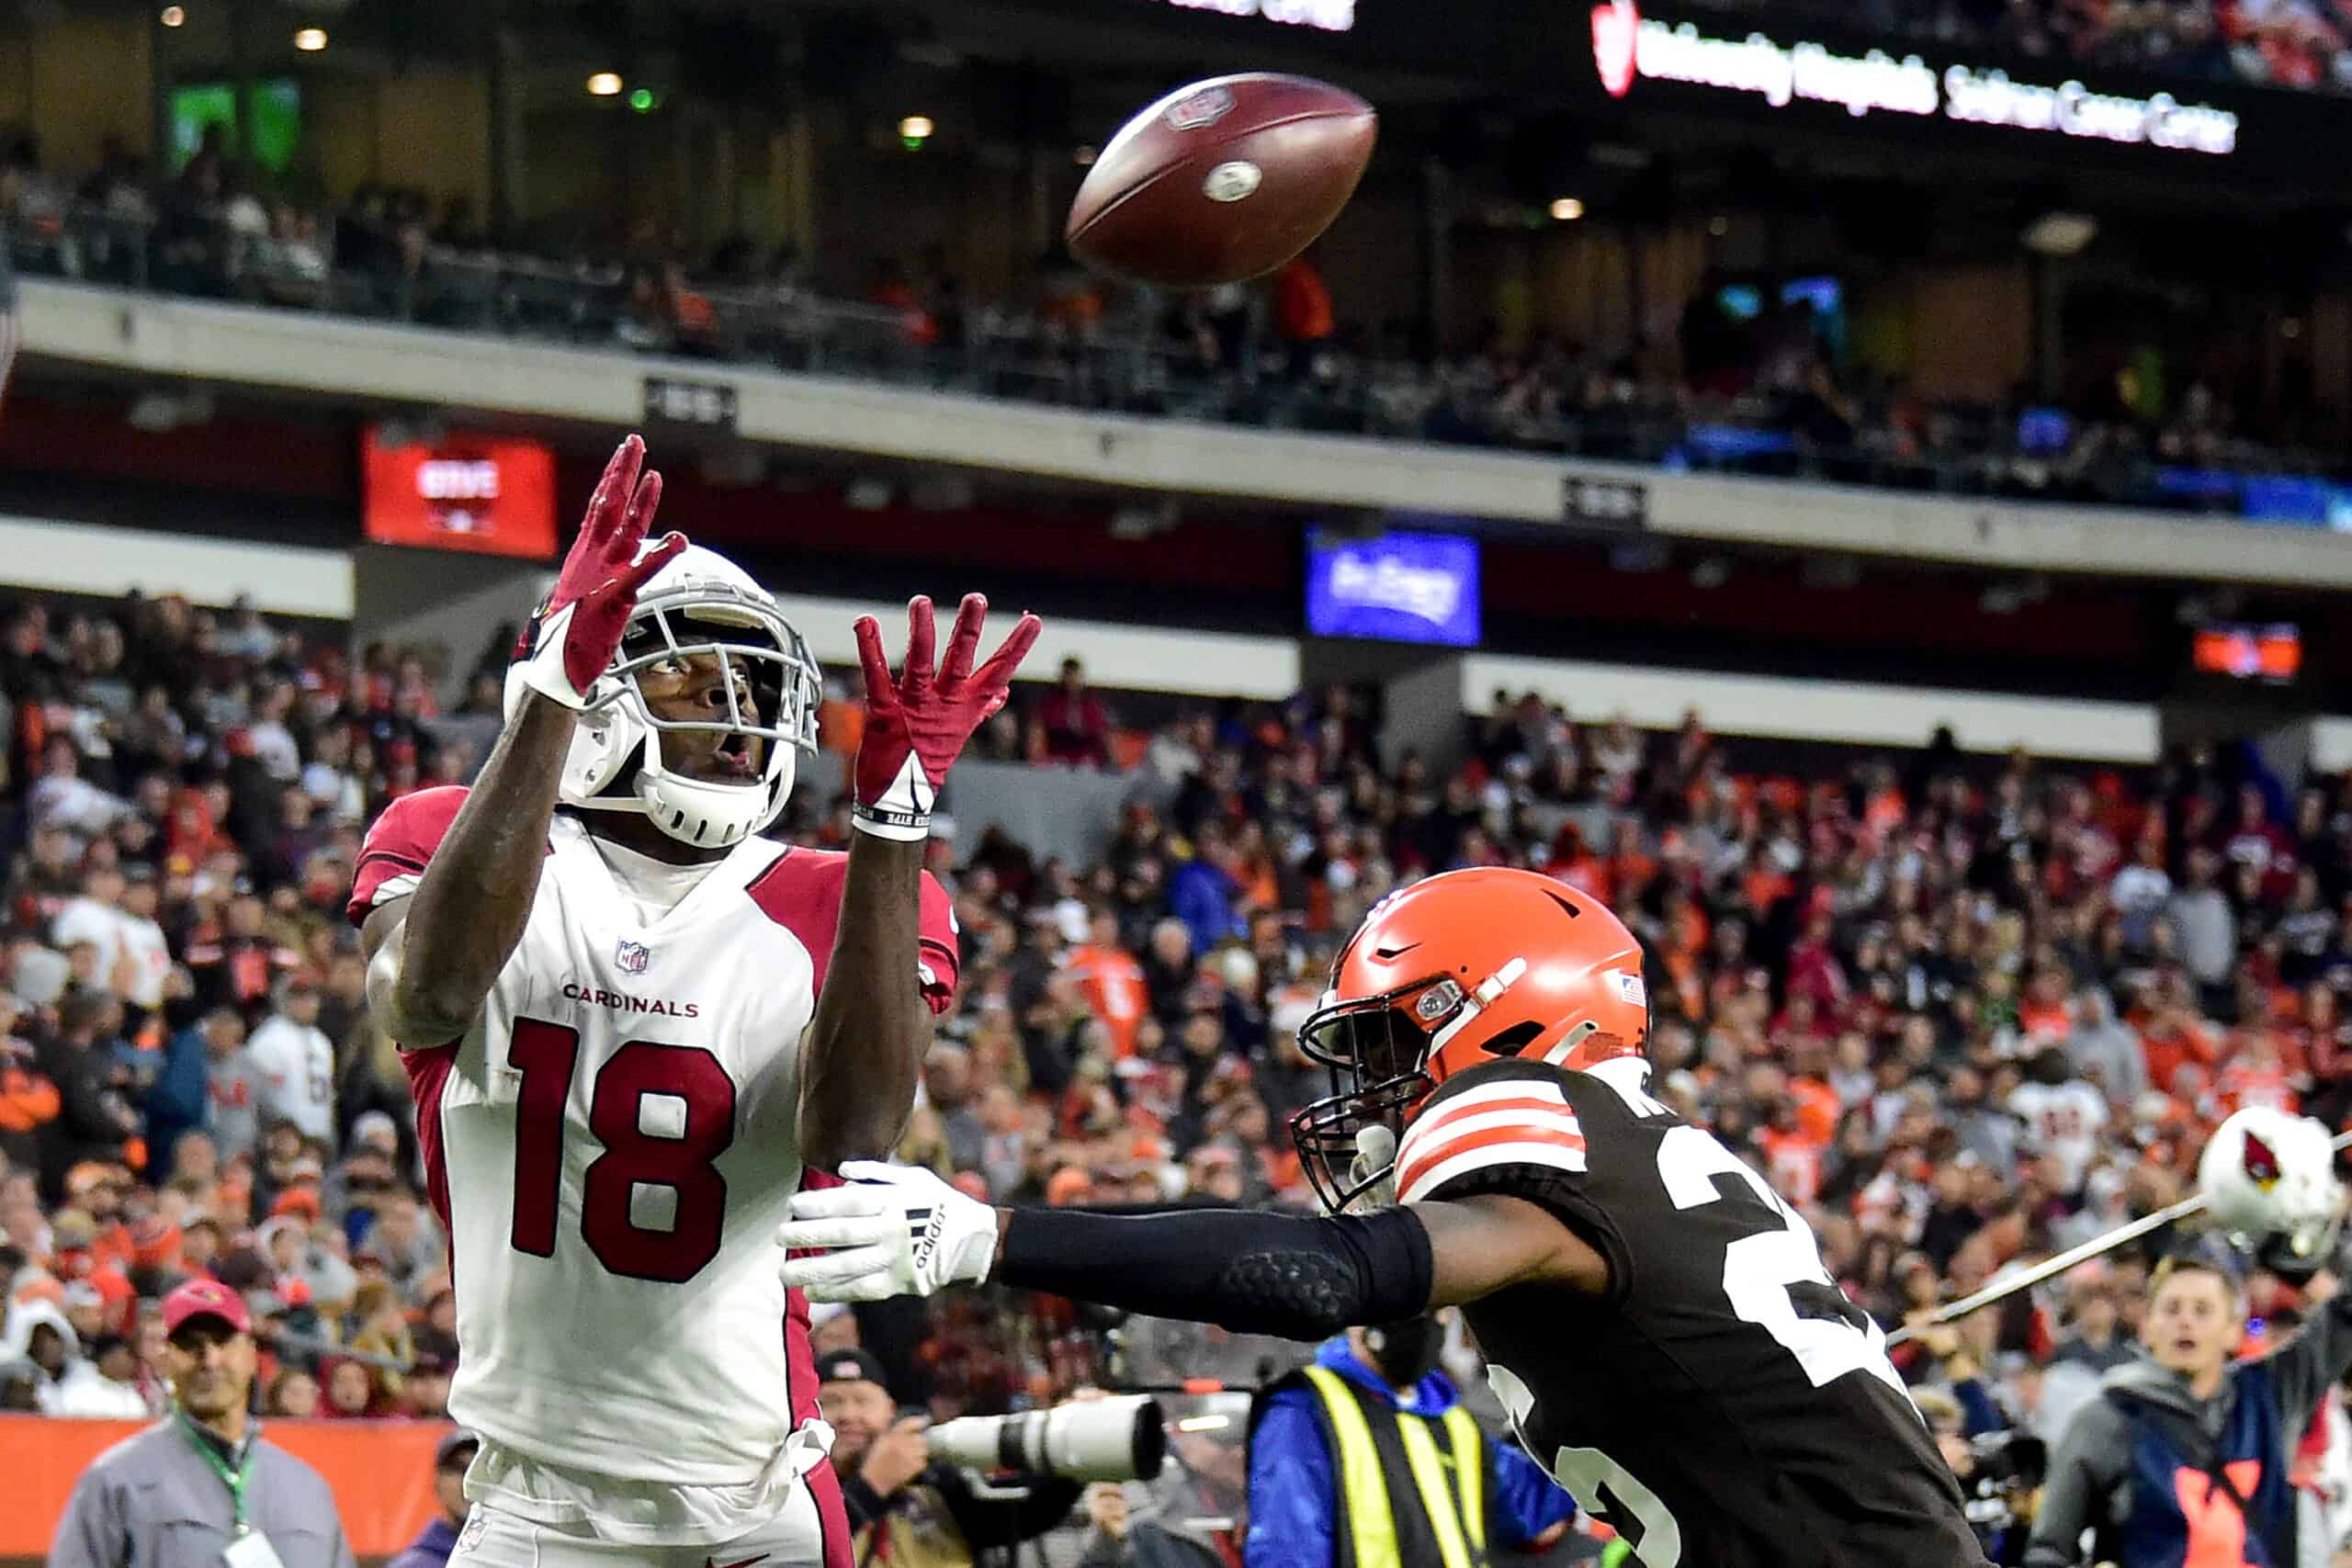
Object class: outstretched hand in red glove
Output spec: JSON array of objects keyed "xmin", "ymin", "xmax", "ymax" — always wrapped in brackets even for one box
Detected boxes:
[
  {"xmin": 511, "ymin": 434, "xmax": 685, "ymax": 709},
  {"xmin": 851, "ymin": 594, "xmax": 1043, "ymax": 840}
]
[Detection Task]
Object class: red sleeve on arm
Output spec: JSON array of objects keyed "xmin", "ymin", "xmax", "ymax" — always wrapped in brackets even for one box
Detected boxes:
[
  {"xmin": 916, "ymin": 870, "xmax": 960, "ymax": 1016},
  {"xmin": 346, "ymin": 786, "xmax": 470, "ymax": 927}
]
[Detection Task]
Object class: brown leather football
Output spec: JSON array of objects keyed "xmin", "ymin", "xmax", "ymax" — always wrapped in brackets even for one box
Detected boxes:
[{"xmin": 1067, "ymin": 73, "xmax": 1377, "ymax": 290}]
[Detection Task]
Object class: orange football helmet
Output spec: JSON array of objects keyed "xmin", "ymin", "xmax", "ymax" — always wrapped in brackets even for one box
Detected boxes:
[{"xmin": 1291, "ymin": 866, "xmax": 1651, "ymax": 1210}]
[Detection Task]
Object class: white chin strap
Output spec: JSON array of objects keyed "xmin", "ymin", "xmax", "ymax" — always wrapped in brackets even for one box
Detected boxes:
[{"xmin": 632, "ymin": 751, "xmax": 795, "ymax": 850}]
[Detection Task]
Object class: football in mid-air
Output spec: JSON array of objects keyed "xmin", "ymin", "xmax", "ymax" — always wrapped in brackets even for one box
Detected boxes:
[{"xmin": 1066, "ymin": 73, "xmax": 1377, "ymax": 290}]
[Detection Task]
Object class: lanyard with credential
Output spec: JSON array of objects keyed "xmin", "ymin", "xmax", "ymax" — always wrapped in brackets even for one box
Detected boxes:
[{"xmin": 175, "ymin": 1410, "xmax": 258, "ymax": 1536}]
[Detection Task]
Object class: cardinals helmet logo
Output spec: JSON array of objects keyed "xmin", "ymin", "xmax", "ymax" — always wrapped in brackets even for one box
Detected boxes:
[
  {"xmin": 2245, "ymin": 1131, "xmax": 2283, "ymax": 1188},
  {"xmin": 1593, "ymin": 0, "xmax": 1640, "ymax": 99}
]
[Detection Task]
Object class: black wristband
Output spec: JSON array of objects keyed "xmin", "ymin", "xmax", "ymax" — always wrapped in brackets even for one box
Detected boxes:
[{"xmin": 996, "ymin": 1202, "xmax": 1433, "ymax": 1342}]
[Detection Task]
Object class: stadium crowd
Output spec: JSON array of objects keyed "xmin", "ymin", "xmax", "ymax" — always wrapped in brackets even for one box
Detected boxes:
[
  {"xmin": 4, "ymin": 127, "xmax": 2330, "ymax": 518},
  {"xmin": 4, "ymin": 581, "xmax": 2352, "ymax": 1544}
]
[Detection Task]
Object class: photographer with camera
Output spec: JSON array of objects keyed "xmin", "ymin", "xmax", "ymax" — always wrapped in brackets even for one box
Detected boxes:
[
  {"xmin": 816, "ymin": 1348, "xmax": 1084, "ymax": 1567},
  {"xmin": 1917, "ymin": 1387, "xmax": 2043, "ymax": 1566}
]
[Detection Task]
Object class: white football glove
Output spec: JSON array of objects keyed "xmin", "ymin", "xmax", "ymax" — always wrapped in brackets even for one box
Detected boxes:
[
  {"xmin": 776, "ymin": 1160, "xmax": 1000, "ymax": 1303},
  {"xmin": 1346, "ymin": 1125, "xmax": 1398, "ymax": 1212}
]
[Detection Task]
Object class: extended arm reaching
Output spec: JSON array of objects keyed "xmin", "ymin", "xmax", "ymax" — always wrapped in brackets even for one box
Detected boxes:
[
  {"xmin": 797, "ymin": 832, "xmax": 925, "ymax": 1168},
  {"xmin": 775, "ymin": 1161, "xmax": 1607, "ymax": 1338},
  {"xmin": 362, "ymin": 436, "xmax": 681, "ymax": 1046},
  {"xmin": 797, "ymin": 594, "xmax": 1037, "ymax": 1168},
  {"xmin": 365, "ymin": 698, "xmax": 575, "ymax": 1045}
]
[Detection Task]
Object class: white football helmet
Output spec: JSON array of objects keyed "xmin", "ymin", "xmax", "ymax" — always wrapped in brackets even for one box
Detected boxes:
[
  {"xmin": 2199, "ymin": 1106, "xmax": 2345, "ymax": 1263},
  {"xmin": 503, "ymin": 542, "xmax": 821, "ymax": 849}
]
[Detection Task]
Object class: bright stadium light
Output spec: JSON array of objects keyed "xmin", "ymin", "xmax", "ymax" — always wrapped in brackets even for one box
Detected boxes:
[
  {"xmin": 1550, "ymin": 197, "xmax": 1585, "ymax": 221},
  {"xmin": 293, "ymin": 27, "xmax": 327, "ymax": 51},
  {"xmin": 159, "ymin": 6, "xmax": 186, "ymax": 27},
  {"xmin": 587, "ymin": 72, "xmax": 624, "ymax": 97},
  {"xmin": 899, "ymin": 115, "xmax": 934, "ymax": 146}
]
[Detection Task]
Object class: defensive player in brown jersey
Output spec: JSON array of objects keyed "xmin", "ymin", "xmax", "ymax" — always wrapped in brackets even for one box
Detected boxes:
[{"xmin": 780, "ymin": 868, "xmax": 1987, "ymax": 1568}]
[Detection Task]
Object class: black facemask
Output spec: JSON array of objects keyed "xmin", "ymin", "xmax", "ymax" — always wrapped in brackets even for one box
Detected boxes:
[{"xmin": 1363, "ymin": 1316, "xmax": 1444, "ymax": 1389}]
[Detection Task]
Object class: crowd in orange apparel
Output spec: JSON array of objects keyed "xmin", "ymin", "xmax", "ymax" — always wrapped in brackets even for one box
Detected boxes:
[{"xmin": 3, "ymin": 582, "xmax": 2352, "ymax": 1453}]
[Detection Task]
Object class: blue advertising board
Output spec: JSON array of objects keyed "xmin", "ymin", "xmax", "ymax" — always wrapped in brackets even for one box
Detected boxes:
[{"xmin": 1306, "ymin": 529, "xmax": 1481, "ymax": 647}]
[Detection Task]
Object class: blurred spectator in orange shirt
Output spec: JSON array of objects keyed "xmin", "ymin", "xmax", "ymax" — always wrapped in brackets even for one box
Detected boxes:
[
  {"xmin": 1785, "ymin": 1043, "xmax": 1843, "ymax": 1146},
  {"xmin": 2215, "ymin": 1027, "xmax": 2301, "ymax": 1116},
  {"xmin": 1272, "ymin": 251, "xmax": 1332, "ymax": 379},
  {"xmin": 2134, "ymin": 976, "xmax": 2219, "ymax": 1098},
  {"xmin": 1066, "ymin": 910, "xmax": 1147, "ymax": 1057},
  {"xmin": 1758, "ymin": 1112, "xmax": 1824, "ymax": 1208},
  {"xmin": 2016, "ymin": 967, "xmax": 2075, "ymax": 1047},
  {"xmin": 1603, "ymin": 821, "xmax": 1657, "ymax": 908}
]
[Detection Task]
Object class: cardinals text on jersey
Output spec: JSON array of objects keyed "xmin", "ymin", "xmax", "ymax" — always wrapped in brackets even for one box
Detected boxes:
[
  {"xmin": 1394, "ymin": 1055, "xmax": 1985, "ymax": 1568},
  {"xmin": 349, "ymin": 788, "xmax": 957, "ymax": 1494}
]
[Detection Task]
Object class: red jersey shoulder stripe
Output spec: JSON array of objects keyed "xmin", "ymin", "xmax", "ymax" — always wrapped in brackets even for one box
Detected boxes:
[{"xmin": 1396, "ymin": 1077, "xmax": 1587, "ymax": 1202}]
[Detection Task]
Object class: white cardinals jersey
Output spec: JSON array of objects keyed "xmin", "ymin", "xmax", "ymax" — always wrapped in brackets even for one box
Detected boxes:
[
  {"xmin": 2008, "ymin": 1080, "xmax": 2107, "ymax": 1194},
  {"xmin": 350, "ymin": 787, "xmax": 956, "ymax": 1551}
]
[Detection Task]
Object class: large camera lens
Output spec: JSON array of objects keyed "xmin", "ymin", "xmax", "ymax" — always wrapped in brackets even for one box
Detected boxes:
[{"xmin": 925, "ymin": 1394, "xmax": 1168, "ymax": 1484}]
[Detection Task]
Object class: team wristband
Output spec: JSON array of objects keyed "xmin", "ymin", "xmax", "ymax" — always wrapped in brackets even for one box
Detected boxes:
[{"xmin": 852, "ymin": 803, "xmax": 932, "ymax": 841}]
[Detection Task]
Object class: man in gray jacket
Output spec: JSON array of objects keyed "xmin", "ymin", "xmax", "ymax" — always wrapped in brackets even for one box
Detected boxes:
[
  {"xmin": 48, "ymin": 1278, "xmax": 355, "ymax": 1568},
  {"xmin": 2024, "ymin": 1252, "xmax": 2352, "ymax": 1567}
]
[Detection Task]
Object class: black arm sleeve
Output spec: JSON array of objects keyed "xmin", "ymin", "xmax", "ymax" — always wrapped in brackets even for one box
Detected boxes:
[{"xmin": 993, "ymin": 1202, "xmax": 1433, "ymax": 1341}]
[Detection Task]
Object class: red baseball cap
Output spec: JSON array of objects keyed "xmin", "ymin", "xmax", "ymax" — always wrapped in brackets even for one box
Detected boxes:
[{"xmin": 162, "ymin": 1278, "xmax": 252, "ymax": 1337}]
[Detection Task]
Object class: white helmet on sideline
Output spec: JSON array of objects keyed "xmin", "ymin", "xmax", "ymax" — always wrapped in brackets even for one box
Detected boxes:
[
  {"xmin": 503, "ymin": 542, "xmax": 820, "ymax": 849},
  {"xmin": 2198, "ymin": 1105, "xmax": 2344, "ymax": 1263}
]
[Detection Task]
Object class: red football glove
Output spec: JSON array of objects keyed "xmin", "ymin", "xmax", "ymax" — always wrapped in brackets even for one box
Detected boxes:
[
  {"xmin": 511, "ymin": 434, "xmax": 685, "ymax": 709},
  {"xmin": 851, "ymin": 594, "xmax": 1043, "ymax": 840}
]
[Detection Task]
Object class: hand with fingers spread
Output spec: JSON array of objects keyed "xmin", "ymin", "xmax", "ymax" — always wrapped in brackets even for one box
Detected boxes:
[
  {"xmin": 776, "ymin": 1160, "xmax": 1000, "ymax": 1301},
  {"xmin": 510, "ymin": 434, "xmax": 685, "ymax": 711},
  {"xmin": 851, "ymin": 593, "xmax": 1043, "ymax": 840}
]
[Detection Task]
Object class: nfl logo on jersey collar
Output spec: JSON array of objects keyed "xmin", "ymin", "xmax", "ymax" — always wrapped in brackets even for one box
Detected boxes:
[{"xmin": 616, "ymin": 940, "xmax": 651, "ymax": 974}]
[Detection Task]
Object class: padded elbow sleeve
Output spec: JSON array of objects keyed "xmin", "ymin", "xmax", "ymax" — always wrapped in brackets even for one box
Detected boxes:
[{"xmin": 995, "ymin": 1203, "xmax": 1433, "ymax": 1341}]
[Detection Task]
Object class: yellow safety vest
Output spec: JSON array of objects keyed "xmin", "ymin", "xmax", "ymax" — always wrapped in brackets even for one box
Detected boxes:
[{"xmin": 1290, "ymin": 1364, "xmax": 1491, "ymax": 1568}]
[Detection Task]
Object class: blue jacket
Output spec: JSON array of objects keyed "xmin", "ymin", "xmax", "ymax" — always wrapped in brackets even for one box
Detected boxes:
[
  {"xmin": 1244, "ymin": 1339, "xmax": 1576, "ymax": 1568},
  {"xmin": 385, "ymin": 1516, "xmax": 458, "ymax": 1568},
  {"xmin": 143, "ymin": 1024, "xmax": 211, "ymax": 1152},
  {"xmin": 1168, "ymin": 857, "xmax": 1244, "ymax": 957}
]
